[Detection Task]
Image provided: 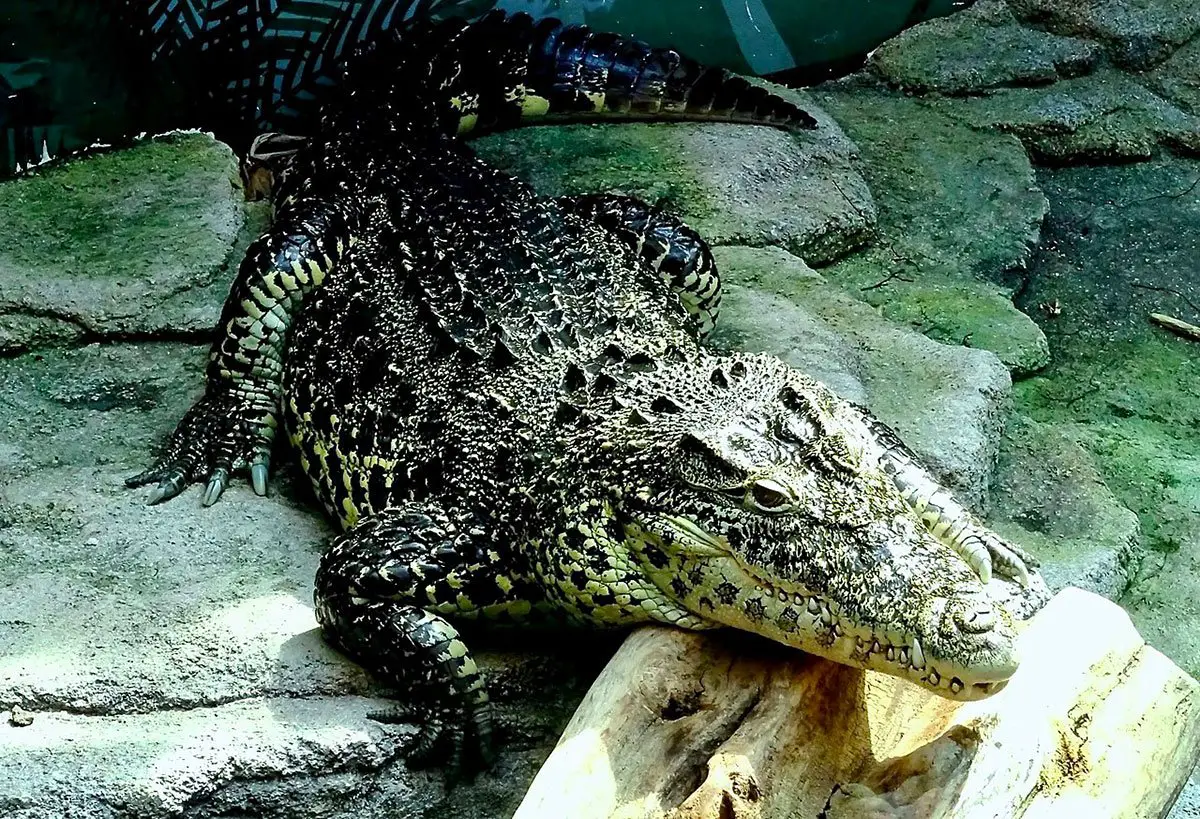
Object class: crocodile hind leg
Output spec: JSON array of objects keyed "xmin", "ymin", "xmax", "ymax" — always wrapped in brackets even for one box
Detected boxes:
[
  {"xmin": 857, "ymin": 408, "xmax": 1038, "ymax": 587},
  {"xmin": 127, "ymin": 198, "xmax": 360, "ymax": 505},
  {"xmin": 558, "ymin": 193, "xmax": 722, "ymax": 339},
  {"xmin": 315, "ymin": 502, "xmax": 541, "ymax": 771}
]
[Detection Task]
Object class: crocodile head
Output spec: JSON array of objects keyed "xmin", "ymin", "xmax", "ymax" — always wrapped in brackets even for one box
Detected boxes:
[{"xmin": 608, "ymin": 351, "xmax": 1024, "ymax": 700}]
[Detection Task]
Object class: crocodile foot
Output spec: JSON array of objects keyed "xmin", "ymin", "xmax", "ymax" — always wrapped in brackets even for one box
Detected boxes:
[
  {"xmin": 126, "ymin": 392, "xmax": 275, "ymax": 506},
  {"xmin": 370, "ymin": 700, "xmax": 496, "ymax": 779}
]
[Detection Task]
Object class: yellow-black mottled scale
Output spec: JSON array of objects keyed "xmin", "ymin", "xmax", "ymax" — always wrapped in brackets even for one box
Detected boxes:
[{"xmin": 134, "ymin": 11, "xmax": 825, "ymax": 769}]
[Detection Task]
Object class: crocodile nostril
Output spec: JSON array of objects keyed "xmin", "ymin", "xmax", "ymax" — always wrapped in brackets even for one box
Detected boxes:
[{"xmin": 954, "ymin": 605, "xmax": 997, "ymax": 634}]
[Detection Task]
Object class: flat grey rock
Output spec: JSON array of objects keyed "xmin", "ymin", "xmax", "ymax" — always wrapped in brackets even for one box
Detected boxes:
[
  {"xmin": 474, "ymin": 91, "xmax": 877, "ymax": 266},
  {"xmin": 872, "ymin": 0, "xmax": 1101, "ymax": 94},
  {"xmin": 0, "ymin": 133, "xmax": 267, "ymax": 354},
  {"xmin": 1008, "ymin": 0, "xmax": 1200, "ymax": 70}
]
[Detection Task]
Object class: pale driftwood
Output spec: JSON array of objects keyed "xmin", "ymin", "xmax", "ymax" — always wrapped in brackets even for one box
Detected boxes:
[
  {"xmin": 514, "ymin": 588, "xmax": 1200, "ymax": 819},
  {"xmin": 1150, "ymin": 313, "xmax": 1200, "ymax": 342}
]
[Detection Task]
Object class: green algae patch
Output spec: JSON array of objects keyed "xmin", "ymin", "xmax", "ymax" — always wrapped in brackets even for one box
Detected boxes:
[
  {"xmin": 0, "ymin": 132, "xmax": 251, "ymax": 351},
  {"xmin": 813, "ymin": 88, "xmax": 1050, "ymax": 375},
  {"xmin": 475, "ymin": 123, "xmax": 713, "ymax": 219},
  {"xmin": 1014, "ymin": 327, "xmax": 1200, "ymax": 678},
  {"xmin": 1015, "ymin": 333, "xmax": 1200, "ymax": 558},
  {"xmin": 868, "ymin": 278, "xmax": 1050, "ymax": 377},
  {"xmin": 0, "ymin": 133, "xmax": 241, "ymax": 280},
  {"xmin": 1011, "ymin": 157, "xmax": 1200, "ymax": 679}
]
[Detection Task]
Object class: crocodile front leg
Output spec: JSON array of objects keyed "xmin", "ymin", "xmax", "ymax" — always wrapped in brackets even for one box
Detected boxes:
[
  {"xmin": 315, "ymin": 502, "xmax": 543, "ymax": 771},
  {"xmin": 859, "ymin": 409, "xmax": 1038, "ymax": 587},
  {"xmin": 558, "ymin": 193, "xmax": 722, "ymax": 339},
  {"xmin": 128, "ymin": 197, "xmax": 359, "ymax": 505}
]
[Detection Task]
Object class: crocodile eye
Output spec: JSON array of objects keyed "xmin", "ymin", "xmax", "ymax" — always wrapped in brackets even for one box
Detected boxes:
[{"xmin": 748, "ymin": 479, "xmax": 791, "ymax": 511}]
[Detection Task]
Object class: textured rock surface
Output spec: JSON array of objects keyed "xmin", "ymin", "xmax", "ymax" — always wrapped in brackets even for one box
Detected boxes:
[
  {"xmin": 872, "ymin": 0, "xmax": 1101, "ymax": 94},
  {"xmin": 941, "ymin": 70, "xmax": 1200, "ymax": 162},
  {"xmin": 1148, "ymin": 38, "xmax": 1200, "ymax": 116},
  {"xmin": 863, "ymin": 0, "xmax": 1200, "ymax": 162},
  {"xmin": 474, "ymin": 91, "xmax": 877, "ymax": 266},
  {"xmin": 810, "ymin": 87, "xmax": 1051, "ymax": 377},
  {"xmin": 1014, "ymin": 158, "xmax": 1200, "ymax": 684},
  {"xmin": 0, "ymin": 133, "xmax": 269, "ymax": 354},
  {"xmin": 991, "ymin": 416, "xmax": 1142, "ymax": 598},
  {"xmin": 1007, "ymin": 0, "xmax": 1200, "ymax": 70}
]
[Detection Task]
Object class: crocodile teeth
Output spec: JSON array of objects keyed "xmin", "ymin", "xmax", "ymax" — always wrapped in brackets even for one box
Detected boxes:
[
  {"xmin": 807, "ymin": 598, "xmax": 821, "ymax": 615},
  {"xmin": 928, "ymin": 670, "xmax": 941, "ymax": 687},
  {"xmin": 911, "ymin": 638, "xmax": 926, "ymax": 670},
  {"xmin": 886, "ymin": 647, "xmax": 896, "ymax": 662},
  {"xmin": 899, "ymin": 647, "xmax": 910, "ymax": 666}
]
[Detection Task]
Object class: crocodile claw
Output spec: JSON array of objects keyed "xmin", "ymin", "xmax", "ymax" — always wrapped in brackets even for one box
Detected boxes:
[
  {"xmin": 251, "ymin": 462, "xmax": 269, "ymax": 496},
  {"xmin": 143, "ymin": 471, "xmax": 188, "ymax": 505},
  {"xmin": 126, "ymin": 393, "xmax": 276, "ymax": 507},
  {"xmin": 202, "ymin": 468, "xmax": 230, "ymax": 507},
  {"xmin": 368, "ymin": 701, "xmax": 495, "ymax": 779}
]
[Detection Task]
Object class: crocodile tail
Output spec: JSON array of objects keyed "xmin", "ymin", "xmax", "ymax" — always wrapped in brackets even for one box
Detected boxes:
[
  {"xmin": 443, "ymin": 12, "xmax": 818, "ymax": 135},
  {"xmin": 344, "ymin": 11, "xmax": 818, "ymax": 137}
]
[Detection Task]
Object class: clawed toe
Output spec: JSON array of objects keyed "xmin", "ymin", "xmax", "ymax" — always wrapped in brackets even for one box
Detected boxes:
[
  {"xmin": 251, "ymin": 462, "xmax": 270, "ymax": 496},
  {"xmin": 128, "ymin": 468, "xmax": 189, "ymax": 505},
  {"xmin": 368, "ymin": 704, "xmax": 494, "ymax": 777},
  {"xmin": 202, "ymin": 467, "xmax": 230, "ymax": 507}
]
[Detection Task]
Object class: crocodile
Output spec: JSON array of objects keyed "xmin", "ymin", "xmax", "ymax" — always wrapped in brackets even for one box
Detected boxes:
[{"xmin": 129, "ymin": 12, "xmax": 1044, "ymax": 767}]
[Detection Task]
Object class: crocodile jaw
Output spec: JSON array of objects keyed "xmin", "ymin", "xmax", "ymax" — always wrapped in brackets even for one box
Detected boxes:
[{"xmin": 629, "ymin": 515, "xmax": 1020, "ymax": 701}]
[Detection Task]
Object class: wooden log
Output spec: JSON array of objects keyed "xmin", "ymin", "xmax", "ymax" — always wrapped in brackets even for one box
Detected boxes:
[
  {"xmin": 1149, "ymin": 313, "xmax": 1200, "ymax": 342},
  {"xmin": 513, "ymin": 588, "xmax": 1200, "ymax": 819}
]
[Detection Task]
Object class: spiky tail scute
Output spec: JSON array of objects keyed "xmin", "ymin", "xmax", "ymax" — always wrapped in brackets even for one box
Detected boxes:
[{"xmin": 340, "ymin": 11, "xmax": 818, "ymax": 138}]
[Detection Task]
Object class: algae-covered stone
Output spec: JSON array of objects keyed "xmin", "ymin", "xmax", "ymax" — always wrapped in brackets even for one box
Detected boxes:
[
  {"xmin": 1147, "ymin": 38, "xmax": 1200, "ymax": 117},
  {"xmin": 474, "ymin": 95, "xmax": 876, "ymax": 266},
  {"xmin": 991, "ymin": 415, "xmax": 1142, "ymax": 599},
  {"xmin": 871, "ymin": 0, "xmax": 1100, "ymax": 94},
  {"xmin": 938, "ymin": 70, "xmax": 1200, "ymax": 162},
  {"xmin": 811, "ymin": 88, "xmax": 1050, "ymax": 376},
  {"xmin": 712, "ymin": 246, "xmax": 1013, "ymax": 508},
  {"xmin": 1013, "ymin": 158, "xmax": 1200, "ymax": 681},
  {"xmin": 1007, "ymin": 0, "xmax": 1200, "ymax": 70},
  {"xmin": 0, "ymin": 132, "xmax": 268, "ymax": 353}
]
